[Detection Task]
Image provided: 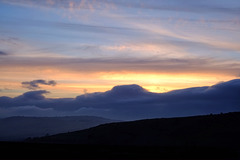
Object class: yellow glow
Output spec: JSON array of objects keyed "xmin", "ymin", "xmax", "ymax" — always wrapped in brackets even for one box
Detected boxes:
[
  {"xmin": 98, "ymin": 72, "xmax": 236, "ymax": 93},
  {"xmin": 0, "ymin": 65, "xmax": 236, "ymax": 98}
]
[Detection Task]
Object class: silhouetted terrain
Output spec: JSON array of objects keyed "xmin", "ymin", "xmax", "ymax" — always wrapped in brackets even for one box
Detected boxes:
[
  {"xmin": 0, "ymin": 116, "xmax": 118, "ymax": 141},
  {"xmin": 1, "ymin": 112, "xmax": 240, "ymax": 159},
  {"xmin": 0, "ymin": 141, "xmax": 238, "ymax": 159},
  {"xmin": 31, "ymin": 112, "xmax": 240, "ymax": 148}
]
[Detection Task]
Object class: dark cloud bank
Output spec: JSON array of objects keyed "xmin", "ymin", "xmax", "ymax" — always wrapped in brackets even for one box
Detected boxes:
[
  {"xmin": 1, "ymin": 79, "xmax": 240, "ymax": 120},
  {"xmin": 22, "ymin": 79, "xmax": 57, "ymax": 90},
  {"xmin": 0, "ymin": 51, "xmax": 8, "ymax": 55}
]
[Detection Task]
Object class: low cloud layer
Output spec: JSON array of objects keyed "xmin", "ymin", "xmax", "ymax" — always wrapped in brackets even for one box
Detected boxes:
[
  {"xmin": 1, "ymin": 79, "xmax": 240, "ymax": 120},
  {"xmin": 22, "ymin": 79, "xmax": 57, "ymax": 90}
]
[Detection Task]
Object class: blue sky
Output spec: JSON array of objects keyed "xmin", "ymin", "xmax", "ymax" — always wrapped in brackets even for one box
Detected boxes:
[{"xmin": 0, "ymin": 0, "xmax": 240, "ymax": 98}]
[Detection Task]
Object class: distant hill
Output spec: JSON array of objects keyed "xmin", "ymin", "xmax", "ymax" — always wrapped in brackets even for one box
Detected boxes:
[
  {"xmin": 31, "ymin": 112, "xmax": 240, "ymax": 148},
  {"xmin": 0, "ymin": 116, "xmax": 118, "ymax": 141}
]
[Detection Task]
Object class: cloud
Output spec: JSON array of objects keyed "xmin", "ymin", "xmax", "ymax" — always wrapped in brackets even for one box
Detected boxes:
[
  {"xmin": 0, "ymin": 51, "xmax": 8, "ymax": 55},
  {"xmin": 52, "ymin": 21, "xmax": 140, "ymax": 35},
  {"xmin": 114, "ymin": 0, "xmax": 240, "ymax": 15},
  {"xmin": 6, "ymin": 18, "xmax": 142, "ymax": 36},
  {"xmin": 22, "ymin": 79, "xmax": 57, "ymax": 90},
  {"xmin": 106, "ymin": 84, "xmax": 148, "ymax": 98},
  {"xmin": 0, "ymin": 105, "xmax": 56, "ymax": 117},
  {"xmin": 3, "ymin": 0, "xmax": 240, "ymax": 15},
  {"xmin": 1, "ymin": 56, "xmax": 240, "ymax": 76},
  {"xmin": 0, "ymin": 79, "xmax": 240, "ymax": 120},
  {"xmin": 1, "ymin": 0, "xmax": 115, "ymax": 10},
  {"xmin": 16, "ymin": 90, "xmax": 50, "ymax": 100}
]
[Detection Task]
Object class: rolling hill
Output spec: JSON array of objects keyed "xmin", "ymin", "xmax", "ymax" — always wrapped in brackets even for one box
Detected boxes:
[
  {"xmin": 0, "ymin": 116, "xmax": 118, "ymax": 141},
  {"xmin": 31, "ymin": 112, "xmax": 240, "ymax": 148}
]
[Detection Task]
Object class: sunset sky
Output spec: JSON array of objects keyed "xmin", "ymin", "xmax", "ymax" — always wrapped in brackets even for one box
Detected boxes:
[{"xmin": 1, "ymin": 0, "xmax": 240, "ymax": 98}]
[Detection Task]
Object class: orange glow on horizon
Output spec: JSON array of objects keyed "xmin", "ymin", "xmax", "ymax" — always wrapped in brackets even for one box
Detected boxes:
[{"xmin": 0, "ymin": 67, "xmax": 237, "ymax": 98}]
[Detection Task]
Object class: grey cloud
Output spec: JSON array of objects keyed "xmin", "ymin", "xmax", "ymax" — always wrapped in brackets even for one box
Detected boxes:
[
  {"xmin": 1, "ymin": 56, "xmax": 240, "ymax": 76},
  {"xmin": 53, "ymin": 21, "xmax": 141, "ymax": 35},
  {"xmin": 114, "ymin": 0, "xmax": 240, "ymax": 15},
  {"xmin": 0, "ymin": 18, "xmax": 145, "ymax": 45},
  {"xmin": 0, "ymin": 90, "xmax": 49, "ymax": 108},
  {"xmin": 105, "ymin": 84, "xmax": 149, "ymax": 98},
  {"xmin": 22, "ymin": 80, "xmax": 57, "ymax": 90},
  {"xmin": 16, "ymin": 90, "xmax": 50, "ymax": 101},
  {"xmin": 0, "ymin": 105, "xmax": 56, "ymax": 117},
  {"xmin": 0, "ymin": 90, "xmax": 51, "ymax": 110},
  {"xmin": 0, "ymin": 51, "xmax": 8, "ymax": 55},
  {"xmin": 1, "ymin": 0, "xmax": 108, "ymax": 10},
  {"xmin": 143, "ymin": 38, "xmax": 239, "ymax": 53},
  {"xmin": 165, "ymin": 40, "xmax": 237, "ymax": 52},
  {"xmin": 2, "ymin": 17, "xmax": 142, "ymax": 36},
  {"xmin": 3, "ymin": 0, "xmax": 240, "ymax": 15},
  {"xmin": 0, "ymin": 79, "xmax": 240, "ymax": 120}
]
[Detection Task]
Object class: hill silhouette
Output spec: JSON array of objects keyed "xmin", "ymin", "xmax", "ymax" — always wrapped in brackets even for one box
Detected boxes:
[
  {"xmin": 2, "ymin": 112, "xmax": 240, "ymax": 159},
  {"xmin": 0, "ymin": 116, "xmax": 117, "ymax": 141},
  {"xmin": 31, "ymin": 112, "xmax": 240, "ymax": 148}
]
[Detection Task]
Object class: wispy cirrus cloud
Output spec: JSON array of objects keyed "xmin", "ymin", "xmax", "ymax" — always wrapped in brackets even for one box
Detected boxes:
[
  {"xmin": 1, "ymin": 56, "xmax": 239, "ymax": 76},
  {"xmin": 3, "ymin": 0, "xmax": 240, "ymax": 15},
  {"xmin": 114, "ymin": 0, "xmax": 240, "ymax": 15},
  {"xmin": 0, "ymin": 0, "xmax": 240, "ymax": 100},
  {"xmin": 1, "ymin": 0, "xmax": 239, "ymax": 57},
  {"xmin": 0, "ymin": 0, "xmax": 117, "ymax": 12}
]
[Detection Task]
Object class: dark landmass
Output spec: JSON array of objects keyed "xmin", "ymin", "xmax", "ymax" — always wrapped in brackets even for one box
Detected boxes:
[
  {"xmin": 31, "ymin": 112, "xmax": 240, "ymax": 147},
  {"xmin": 0, "ymin": 141, "xmax": 238, "ymax": 159},
  {"xmin": 15, "ymin": 112, "xmax": 239, "ymax": 159},
  {"xmin": 1, "ymin": 112, "xmax": 240, "ymax": 159},
  {"xmin": 0, "ymin": 116, "xmax": 118, "ymax": 141}
]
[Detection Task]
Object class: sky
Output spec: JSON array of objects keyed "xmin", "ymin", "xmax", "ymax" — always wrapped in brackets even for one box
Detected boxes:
[
  {"xmin": 0, "ymin": 0, "xmax": 240, "ymax": 99},
  {"xmin": 0, "ymin": 79, "xmax": 240, "ymax": 120},
  {"xmin": 0, "ymin": 0, "xmax": 240, "ymax": 119}
]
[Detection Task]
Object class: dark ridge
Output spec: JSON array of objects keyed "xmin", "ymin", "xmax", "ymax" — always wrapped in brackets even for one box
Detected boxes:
[
  {"xmin": 0, "ymin": 116, "xmax": 118, "ymax": 141},
  {"xmin": 0, "ymin": 141, "xmax": 238, "ymax": 159},
  {"xmin": 30, "ymin": 112, "xmax": 240, "ymax": 148},
  {"xmin": 1, "ymin": 112, "xmax": 238, "ymax": 159},
  {"xmin": 1, "ymin": 112, "xmax": 239, "ymax": 159}
]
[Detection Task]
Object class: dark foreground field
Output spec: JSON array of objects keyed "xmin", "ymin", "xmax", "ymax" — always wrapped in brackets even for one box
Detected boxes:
[
  {"xmin": 0, "ymin": 141, "xmax": 239, "ymax": 159},
  {"xmin": 2, "ymin": 112, "xmax": 240, "ymax": 159}
]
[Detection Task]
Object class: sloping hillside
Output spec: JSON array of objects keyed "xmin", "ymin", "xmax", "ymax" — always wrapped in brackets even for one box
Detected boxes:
[
  {"xmin": 32, "ymin": 112, "xmax": 240, "ymax": 148},
  {"xmin": 0, "ymin": 116, "xmax": 117, "ymax": 141}
]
